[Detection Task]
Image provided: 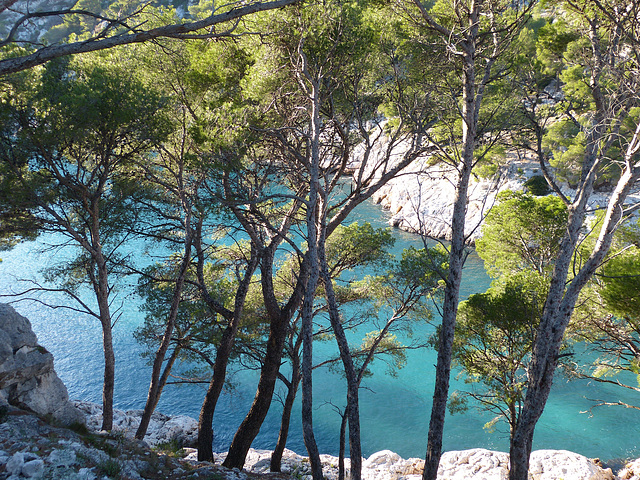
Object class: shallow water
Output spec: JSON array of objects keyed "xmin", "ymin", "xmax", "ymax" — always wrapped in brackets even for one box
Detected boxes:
[{"xmin": 0, "ymin": 199, "xmax": 638, "ymax": 462}]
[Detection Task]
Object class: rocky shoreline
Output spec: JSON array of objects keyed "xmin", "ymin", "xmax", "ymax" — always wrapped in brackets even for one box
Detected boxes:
[
  {"xmin": 358, "ymin": 148, "xmax": 640, "ymax": 242},
  {"xmin": 2, "ymin": 398, "xmax": 637, "ymax": 480}
]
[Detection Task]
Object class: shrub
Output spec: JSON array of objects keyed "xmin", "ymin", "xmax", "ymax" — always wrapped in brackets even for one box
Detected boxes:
[{"xmin": 524, "ymin": 175, "xmax": 551, "ymax": 196}]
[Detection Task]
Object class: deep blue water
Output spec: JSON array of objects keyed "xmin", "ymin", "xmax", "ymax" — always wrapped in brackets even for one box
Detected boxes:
[{"xmin": 0, "ymin": 199, "xmax": 638, "ymax": 463}]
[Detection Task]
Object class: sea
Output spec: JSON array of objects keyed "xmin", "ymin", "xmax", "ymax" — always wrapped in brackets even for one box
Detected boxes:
[{"xmin": 0, "ymin": 197, "xmax": 638, "ymax": 465}]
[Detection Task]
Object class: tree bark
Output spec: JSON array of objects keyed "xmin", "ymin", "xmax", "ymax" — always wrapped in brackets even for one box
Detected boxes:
[
  {"xmin": 0, "ymin": 0, "xmax": 304, "ymax": 76},
  {"xmin": 96, "ymin": 257, "xmax": 115, "ymax": 432},
  {"xmin": 270, "ymin": 361, "xmax": 301, "ymax": 472},
  {"xmin": 423, "ymin": 7, "xmax": 480, "ymax": 477},
  {"xmin": 197, "ymin": 245, "xmax": 260, "ymax": 461},
  {"xmin": 319, "ymin": 240, "xmax": 362, "ymax": 480},
  {"xmin": 509, "ymin": 138, "xmax": 640, "ymax": 479},
  {"xmin": 221, "ymin": 310, "xmax": 291, "ymax": 468},
  {"xmin": 136, "ymin": 216, "xmax": 194, "ymax": 440}
]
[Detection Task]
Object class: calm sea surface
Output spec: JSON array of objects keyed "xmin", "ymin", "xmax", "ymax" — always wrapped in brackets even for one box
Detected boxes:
[{"xmin": 0, "ymin": 198, "xmax": 638, "ymax": 463}]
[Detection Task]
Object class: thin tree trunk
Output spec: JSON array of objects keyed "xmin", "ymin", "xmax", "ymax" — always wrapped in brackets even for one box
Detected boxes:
[
  {"xmin": 100, "ymin": 316, "xmax": 115, "ymax": 431},
  {"xmin": 319, "ymin": 239, "xmax": 362, "ymax": 480},
  {"xmin": 270, "ymin": 366, "xmax": 301, "ymax": 472},
  {"xmin": 338, "ymin": 408, "xmax": 348, "ymax": 480},
  {"xmin": 297, "ymin": 62, "xmax": 324, "ymax": 480},
  {"xmin": 136, "ymin": 222, "xmax": 194, "ymax": 440},
  {"xmin": 96, "ymin": 258, "xmax": 114, "ymax": 432}
]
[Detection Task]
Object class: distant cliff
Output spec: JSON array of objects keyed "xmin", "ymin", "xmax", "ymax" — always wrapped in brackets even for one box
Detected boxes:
[{"xmin": 356, "ymin": 148, "xmax": 640, "ymax": 243}]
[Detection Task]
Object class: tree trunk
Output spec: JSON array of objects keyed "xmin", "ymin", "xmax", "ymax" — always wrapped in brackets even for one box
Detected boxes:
[
  {"xmin": 338, "ymin": 408, "xmax": 348, "ymax": 480},
  {"xmin": 509, "ymin": 163, "xmax": 640, "ymax": 479},
  {"xmin": 270, "ymin": 365, "xmax": 301, "ymax": 472},
  {"xmin": 96, "ymin": 258, "xmax": 114, "ymax": 432},
  {"xmin": 222, "ymin": 312, "xmax": 290, "ymax": 468},
  {"xmin": 198, "ymin": 246, "xmax": 260, "ymax": 462},
  {"xmin": 136, "ymin": 223, "xmax": 193, "ymax": 440},
  {"xmin": 319, "ymin": 239, "xmax": 362, "ymax": 480},
  {"xmin": 100, "ymin": 315, "xmax": 115, "ymax": 431},
  {"xmin": 297, "ymin": 66, "xmax": 325, "ymax": 480},
  {"xmin": 423, "ymin": 16, "xmax": 479, "ymax": 478}
]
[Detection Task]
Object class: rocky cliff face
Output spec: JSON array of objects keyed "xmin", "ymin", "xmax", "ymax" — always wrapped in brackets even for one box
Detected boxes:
[
  {"xmin": 354, "ymin": 141, "xmax": 640, "ymax": 242},
  {"xmin": 0, "ymin": 303, "xmax": 83, "ymax": 426}
]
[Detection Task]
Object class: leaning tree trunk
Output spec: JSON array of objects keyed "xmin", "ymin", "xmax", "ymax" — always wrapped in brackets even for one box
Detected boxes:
[
  {"xmin": 222, "ymin": 312, "xmax": 291, "ymax": 468},
  {"xmin": 136, "ymin": 222, "xmax": 194, "ymax": 440},
  {"xmin": 319, "ymin": 238, "xmax": 363, "ymax": 480},
  {"xmin": 198, "ymin": 246, "xmax": 259, "ymax": 461},
  {"xmin": 509, "ymin": 127, "xmax": 640, "ymax": 479}
]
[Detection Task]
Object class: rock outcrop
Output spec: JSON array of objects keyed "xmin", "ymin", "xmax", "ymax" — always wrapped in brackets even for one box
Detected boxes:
[
  {"xmin": 199, "ymin": 447, "xmax": 615, "ymax": 480},
  {"xmin": 74, "ymin": 400, "xmax": 199, "ymax": 448},
  {"xmin": 619, "ymin": 458, "xmax": 640, "ymax": 480},
  {"xmin": 435, "ymin": 449, "xmax": 615, "ymax": 480},
  {"xmin": 0, "ymin": 303, "xmax": 83, "ymax": 426},
  {"xmin": 354, "ymin": 141, "xmax": 640, "ymax": 242}
]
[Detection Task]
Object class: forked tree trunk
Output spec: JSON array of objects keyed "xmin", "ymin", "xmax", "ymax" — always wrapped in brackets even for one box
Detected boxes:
[
  {"xmin": 509, "ymin": 133, "xmax": 640, "ymax": 479},
  {"xmin": 197, "ymin": 247, "xmax": 260, "ymax": 461},
  {"xmin": 221, "ymin": 312, "xmax": 291, "ymax": 468}
]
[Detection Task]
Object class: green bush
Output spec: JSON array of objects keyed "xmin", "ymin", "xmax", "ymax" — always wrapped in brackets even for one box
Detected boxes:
[{"xmin": 524, "ymin": 175, "xmax": 551, "ymax": 196}]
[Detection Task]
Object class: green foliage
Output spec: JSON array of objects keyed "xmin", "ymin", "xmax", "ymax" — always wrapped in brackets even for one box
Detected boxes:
[
  {"xmin": 542, "ymin": 119, "xmax": 585, "ymax": 186},
  {"xmin": 451, "ymin": 272, "xmax": 548, "ymax": 433},
  {"xmin": 523, "ymin": 175, "xmax": 551, "ymax": 196},
  {"xmin": 476, "ymin": 191, "xmax": 568, "ymax": 277},
  {"xmin": 98, "ymin": 458, "xmax": 122, "ymax": 478},
  {"xmin": 154, "ymin": 438, "xmax": 186, "ymax": 457},
  {"xmin": 599, "ymin": 246, "xmax": 640, "ymax": 320},
  {"xmin": 325, "ymin": 222, "xmax": 395, "ymax": 275}
]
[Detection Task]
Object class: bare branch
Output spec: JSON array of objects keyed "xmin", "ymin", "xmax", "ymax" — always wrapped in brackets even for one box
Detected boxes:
[{"xmin": 0, "ymin": 0, "xmax": 302, "ymax": 76}]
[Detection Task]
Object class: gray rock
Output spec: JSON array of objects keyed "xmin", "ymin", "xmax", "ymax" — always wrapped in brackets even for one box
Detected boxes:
[
  {"xmin": 0, "ymin": 304, "xmax": 84, "ymax": 426},
  {"xmin": 47, "ymin": 448, "xmax": 77, "ymax": 467},
  {"xmin": 22, "ymin": 458, "xmax": 45, "ymax": 478},
  {"xmin": 75, "ymin": 400, "xmax": 198, "ymax": 447},
  {"xmin": 6, "ymin": 451, "xmax": 25, "ymax": 475}
]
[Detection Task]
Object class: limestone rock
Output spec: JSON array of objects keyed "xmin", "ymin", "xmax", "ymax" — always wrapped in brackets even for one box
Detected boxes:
[
  {"xmin": 354, "ymin": 139, "xmax": 640, "ymax": 242},
  {"xmin": 437, "ymin": 449, "xmax": 510, "ymax": 480},
  {"xmin": 619, "ymin": 458, "xmax": 640, "ymax": 479},
  {"xmin": 74, "ymin": 400, "xmax": 198, "ymax": 447},
  {"xmin": 528, "ymin": 450, "xmax": 615, "ymax": 480},
  {"xmin": 433, "ymin": 449, "xmax": 614, "ymax": 480},
  {"xmin": 0, "ymin": 304, "xmax": 84, "ymax": 426}
]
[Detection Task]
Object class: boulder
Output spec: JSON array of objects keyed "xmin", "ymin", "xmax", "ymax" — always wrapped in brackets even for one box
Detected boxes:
[
  {"xmin": 0, "ymin": 303, "xmax": 84, "ymax": 426},
  {"xmin": 529, "ymin": 450, "xmax": 615, "ymax": 480},
  {"xmin": 437, "ymin": 449, "xmax": 510, "ymax": 480},
  {"xmin": 433, "ymin": 449, "xmax": 615, "ymax": 480}
]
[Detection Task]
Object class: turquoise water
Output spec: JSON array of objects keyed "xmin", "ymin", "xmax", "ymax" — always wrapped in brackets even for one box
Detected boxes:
[{"xmin": 0, "ymin": 199, "xmax": 638, "ymax": 463}]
